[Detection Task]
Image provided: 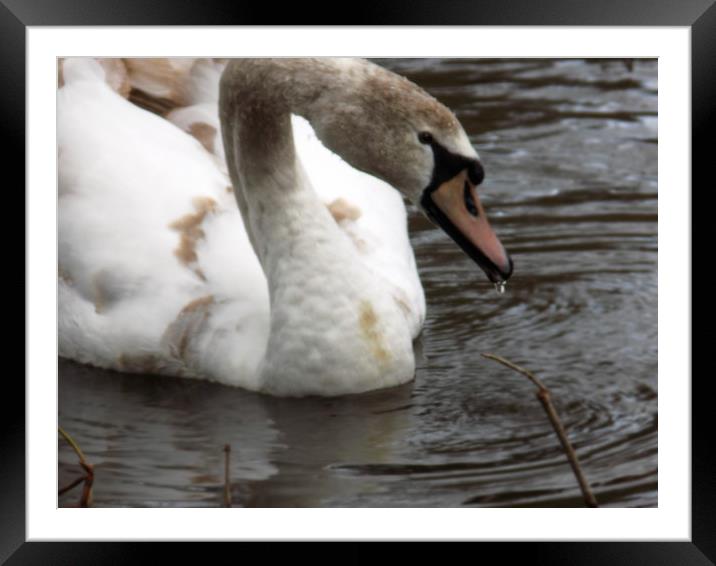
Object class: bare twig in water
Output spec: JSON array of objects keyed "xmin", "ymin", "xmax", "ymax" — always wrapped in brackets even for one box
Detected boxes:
[
  {"xmin": 481, "ymin": 353, "xmax": 599, "ymax": 508},
  {"xmin": 222, "ymin": 444, "xmax": 232, "ymax": 507},
  {"xmin": 58, "ymin": 426, "xmax": 94, "ymax": 507},
  {"xmin": 58, "ymin": 475, "xmax": 86, "ymax": 496}
]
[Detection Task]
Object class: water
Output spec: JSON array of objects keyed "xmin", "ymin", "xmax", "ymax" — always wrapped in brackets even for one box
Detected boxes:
[{"xmin": 59, "ymin": 58, "xmax": 657, "ymax": 508}]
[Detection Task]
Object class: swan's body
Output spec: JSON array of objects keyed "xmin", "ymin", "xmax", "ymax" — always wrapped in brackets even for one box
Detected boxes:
[
  {"xmin": 58, "ymin": 57, "xmax": 511, "ymax": 396},
  {"xmin": 59, "ymin": 58, "xmax": 425, "ymax": 395}
]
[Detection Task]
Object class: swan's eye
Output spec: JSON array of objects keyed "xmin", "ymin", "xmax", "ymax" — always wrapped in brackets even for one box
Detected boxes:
[{"xmin": 418, "ymin": 131, "xmax": 434, "ymax": 144}]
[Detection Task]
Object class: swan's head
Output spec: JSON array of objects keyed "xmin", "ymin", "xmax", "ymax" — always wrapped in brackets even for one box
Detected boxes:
[{"xmin": 310, "ymin": 60, "xmax": 513, "ymax": 284}]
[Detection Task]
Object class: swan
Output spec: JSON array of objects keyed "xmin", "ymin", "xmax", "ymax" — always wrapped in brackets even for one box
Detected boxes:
[{"xmin": 58, "ymin": 57, "xmax": 512, "ymax": 397}]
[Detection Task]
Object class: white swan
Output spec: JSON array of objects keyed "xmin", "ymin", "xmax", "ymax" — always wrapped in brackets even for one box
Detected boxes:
[{"xmin": 58, "ymin": 57, "xmax": 512, "ymax": 396}]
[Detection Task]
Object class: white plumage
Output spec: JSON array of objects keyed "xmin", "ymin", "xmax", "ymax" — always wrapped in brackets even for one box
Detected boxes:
[{"xmin": 58, "ymin": 58, "xmax": 426, "ymax": 395}]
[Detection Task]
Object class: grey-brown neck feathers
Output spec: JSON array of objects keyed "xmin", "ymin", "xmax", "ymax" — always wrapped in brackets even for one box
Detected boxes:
[{"xmin": 219, "ymin": 58, "xmax": 464, "ymax": 204}]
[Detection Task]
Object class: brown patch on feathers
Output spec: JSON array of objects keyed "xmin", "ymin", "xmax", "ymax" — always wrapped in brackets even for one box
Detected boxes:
[
  {"xmin": 359, "ymin": 300, "xmax": 390, "ymax": 364},
  {"xmin": 128, "ymin": 89, "xmax": 178, "ymax": 116},
  {"xmin": 123, "ymin": 58, "xmax": 196, "ymax": 103},
  {"xmin": 169, "ymin": 197, "xmax": 218, "ymax": 279},
  {"xmin": 327, "ymin": 198, "xmax": 362, "ymax": 224},
  {"xmin": 180, "ymin": 294, "xmax": 215, "ymax": 314},
  {"xmin": 123, "ymin": 58, "xmax": 224, "ymax": 115},
  {"xmin": 325, "ymin": 198, "xmax": 368, "ymax": 253},
  {"xmin": 163, "ymin": 294, "xmax": 214, "ymax": 363},
  {"xmin": 188, "ymin": 122, "xmax": 217, "ymax": 154}
]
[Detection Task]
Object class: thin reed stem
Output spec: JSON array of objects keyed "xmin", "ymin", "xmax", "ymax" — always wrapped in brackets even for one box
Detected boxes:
[
  {"xmin": 481, "ymin": 353, "xmax": 599, "ymax": 508},
  {"xmin": 58, "ymin": 426, "xmax": 94, "ymax": 507}
]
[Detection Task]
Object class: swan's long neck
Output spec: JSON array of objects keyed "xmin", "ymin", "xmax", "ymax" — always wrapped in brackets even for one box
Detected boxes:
[{"xmin": 219, "ymin": 59, "xmax": 415, "ymax": 396}]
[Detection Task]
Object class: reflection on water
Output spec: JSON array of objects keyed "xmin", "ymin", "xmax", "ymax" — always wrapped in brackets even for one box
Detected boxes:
[{"xmin": 59, "ymin": 58, "xmax": 657, "ymax": 507}]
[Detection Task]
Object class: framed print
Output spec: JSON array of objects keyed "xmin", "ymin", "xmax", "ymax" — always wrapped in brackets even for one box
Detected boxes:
[{"xmin": 10, "ymin": 0, "xmax": 710, "ymax": 563}]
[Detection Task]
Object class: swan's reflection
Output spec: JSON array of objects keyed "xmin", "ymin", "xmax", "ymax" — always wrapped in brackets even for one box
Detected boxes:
[
  {"xmin": 59, "ymin": 358, "xmax": 413, "ymax": 507},
  {"xmin": 239, "ymin": 383, "xmax": 414, "ymax": 507}
]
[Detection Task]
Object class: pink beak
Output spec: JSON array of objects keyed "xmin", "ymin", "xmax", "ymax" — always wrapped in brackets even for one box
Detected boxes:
[{"xmin": 422, "ymin": 169, "xmax": 513, "ymax": 283}]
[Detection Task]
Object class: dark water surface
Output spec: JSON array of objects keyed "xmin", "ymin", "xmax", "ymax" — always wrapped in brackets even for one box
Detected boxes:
[{"xmin": 59, "ymin": 58, "xmax": 657, "ymax": 508}]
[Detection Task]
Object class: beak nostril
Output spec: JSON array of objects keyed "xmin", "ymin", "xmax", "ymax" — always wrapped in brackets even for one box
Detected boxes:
[{"xmin": 463, "ymin": 181, "xmax": 479, "ymax": 217}]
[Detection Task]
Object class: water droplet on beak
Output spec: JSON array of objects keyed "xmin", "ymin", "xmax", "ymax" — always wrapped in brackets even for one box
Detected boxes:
[{"xmin": 494, "ymin": 281, "xmax": 506, "ymax": 295}]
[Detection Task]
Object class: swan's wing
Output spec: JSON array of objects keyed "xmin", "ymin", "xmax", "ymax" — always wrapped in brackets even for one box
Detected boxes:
[
  {"xmin": 124, "ymin": 58, "xmax": 226, "ymax": 115},
  {"xmin": 292, "ymin": 115, "xmax": 426, "ymax": 338},
  {"xmin": 58, "ymin": 58, "xmax": 268, "ymax": 387},
  {"xmin": 123, "ymin": 58, "xmax": 196, "ymax": 103}
]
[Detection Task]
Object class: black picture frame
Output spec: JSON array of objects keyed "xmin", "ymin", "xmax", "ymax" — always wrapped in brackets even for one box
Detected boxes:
[{"xmin": 9, "ymin": 0, "xmax": 709, "ymax": 563}]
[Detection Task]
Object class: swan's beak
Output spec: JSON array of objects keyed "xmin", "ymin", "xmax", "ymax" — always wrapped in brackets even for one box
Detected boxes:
[{"xmin": 421, "ymin": 170, "xmax": 513, "ymax": 283}]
